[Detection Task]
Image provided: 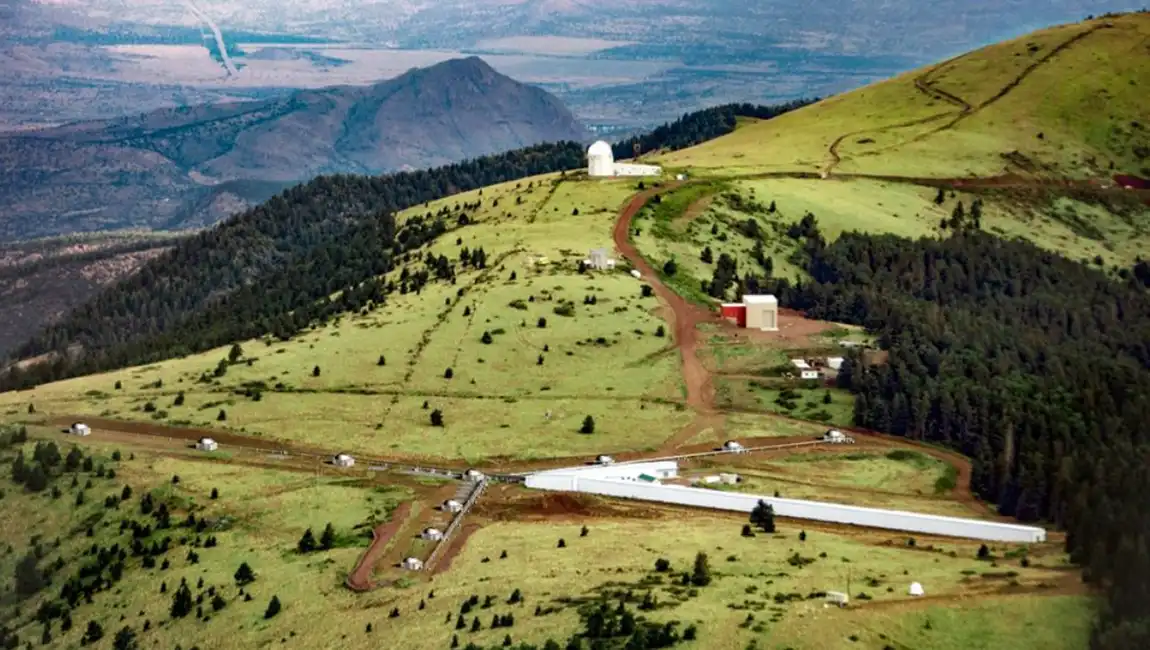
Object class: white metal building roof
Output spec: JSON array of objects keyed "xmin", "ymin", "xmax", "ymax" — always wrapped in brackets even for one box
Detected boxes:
[{"xmin": 742, "ymin": 294, "xmax": 778, "ymax": 305}]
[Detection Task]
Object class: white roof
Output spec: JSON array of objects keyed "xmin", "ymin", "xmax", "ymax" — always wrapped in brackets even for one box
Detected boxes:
[
  {"xmin": 424, "ymin": 527, "xmax": 442, "ymax": 534},
  {"xmin": 909, "ymin": 582, "xmax": 925, "ymax": 595},
  {"xmin": 791, "ymin": 359, "xmax": 810, "ymax": 368},
  {"xmin": 723, "ymin": 440, "xmax": 744, "ymax": 448},
  {"xmin": 335, "ymin": 453, "xmax": 353, "ymax": 460},
  {"xmin": 445, "ymin": 499, "xmax": 462, "ymax": 506},
  {"xmin": 199, "ymin": 437, "xmax": 215, "ymax": 443},
  {"xmin": 587, "ymin": 141, "xmax": 613, "ymax": 157},
  {"xmin": 742, "ymin": 294, "xmax": 778, "ymax": 305}
]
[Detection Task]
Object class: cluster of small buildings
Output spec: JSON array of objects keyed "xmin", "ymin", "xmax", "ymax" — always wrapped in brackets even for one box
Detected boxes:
[
  {"xmin": 721, "ymin": 295, "xmax": 779, "ymax": 331},
  {"xmin": 791, "ymin": 356, "xmax": 845, "ymax": 381}
]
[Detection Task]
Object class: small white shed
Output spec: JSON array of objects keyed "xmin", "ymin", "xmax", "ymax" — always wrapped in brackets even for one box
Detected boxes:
[
  {"xmin": 908, "ymin": 582, "xmax": 925, "ymax": 597},
  {"xmin": 333, "ymin": 453, "xmax": 356, "ymax": 468},
  {"xmin": 826, "ymin": 356, "xmax": 845, "ymax": 370},
  {"xmin": 718, "ymin": 473, "xmax": 740, "ymax": 485},
  {"xmin": 464, "ymin": 468, "xmax": 485, "ymax": 482},
  {"xmin": 791, "ymin": 359, "xmax": 811, "ymax": 369},
  {"xmin": 596, "ymin": 455, "xmax": 615, "ymax": 465},
  {"xmin": 823, "ymin": 430, "xmax": 847, "ymax": 443},
  {"xmin": 403, "ymin": 557, "xmax": 424, "ymax": 571},
  {"xmin": 443, "ymin": 499, "xmax": 464, "ymax": 513},
  {"xmin": 196, "ymin": 437, "xmax": 218, "ymax": 452},
  {"xmin": 69, "ymin": 423, "xmax": 91, "ymax": 436},
  {"xmin": 630, "ymin": 269, "xmax": 641, "ymax": 279},
  {"xmin": 422, "ymin": 528, "xmax": 444, "ymax": 541},
  {"xmin": 800, "ymin": 369, "xmax": 820, "ymax": 380},
  {"xmin": 826, "ymin": 591, "xmax": 849, "ymax": 607},
  {"xmin": 722, "ymin": 440, "xmax": 745, "ymax": 452}
]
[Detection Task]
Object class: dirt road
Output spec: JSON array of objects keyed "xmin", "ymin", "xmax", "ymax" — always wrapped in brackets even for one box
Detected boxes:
[
  {"xmin": 346, "ymin": 502, "xmax": 413, "ymax": 592},
  {"xmin": 612, "ymin": 184, "xmax": 719, "ymax": 413}
]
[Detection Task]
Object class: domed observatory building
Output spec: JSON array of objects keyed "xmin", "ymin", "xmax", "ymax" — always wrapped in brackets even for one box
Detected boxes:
[{"xmin": 586, "ymin": 141, "xmax": 662, "ymax": 178}]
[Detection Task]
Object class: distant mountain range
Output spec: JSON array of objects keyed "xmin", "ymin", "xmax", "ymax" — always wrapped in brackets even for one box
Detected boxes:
[{"xmin": 0, "ymin": 57, "xmax": 588, "ymax": 242}]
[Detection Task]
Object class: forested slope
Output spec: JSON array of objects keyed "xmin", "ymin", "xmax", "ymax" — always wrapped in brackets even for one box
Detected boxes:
[
  {"xmin": 1, "ymin": 101, "xmax": 807, "ymax": 390},
  {"xmin": 763, "ymin": 224, "xmax": 1150, "ymax": 649}
]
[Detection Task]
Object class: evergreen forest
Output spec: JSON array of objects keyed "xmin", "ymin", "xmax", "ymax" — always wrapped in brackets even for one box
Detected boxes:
[{"xmin": 750, "ymin": 223, "xmax": 1150, "ymax": 649}]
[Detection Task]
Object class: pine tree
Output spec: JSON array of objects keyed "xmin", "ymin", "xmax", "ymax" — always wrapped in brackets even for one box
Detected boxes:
[
  {"xmin": 580, "ymin": 416, "xmax": 595, "ymax": 434},
  {"xmin": 691, "ymin": 552, "xmax": 712, "ymax": 587},
  {"xmin": 234, "ymin": 562, "xmax": 255, "ymax": 585},
  {"xmin": 750, "ymin": 500, "xmax": 776, "ymax": 533},
  {"xmin": 170, "ymin": 583, "xmax": 193, "ymax": 618},
  {"xmin": 297, "ymin": 528, "xmax": 317, "ymax": 553},
  {"xmin": 264, "ymin": 596, "xmax": 281, "ymax": 619},
  {"xmin": 14, "ymin": 553, "xmax": 44, "ymax": 596},
  {"xmin": 320, "ymin": 523, "xmax": 336, "ymax": 550}
]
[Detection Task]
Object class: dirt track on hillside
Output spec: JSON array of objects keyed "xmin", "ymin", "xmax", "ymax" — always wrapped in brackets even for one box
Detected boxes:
[
  {"xmin": 346, "ymin": 502, "xmax": 413, "ymax": 592},
  {"xmin": 613, "ymin": 184, "xmax": 719, "ymax": 413}
]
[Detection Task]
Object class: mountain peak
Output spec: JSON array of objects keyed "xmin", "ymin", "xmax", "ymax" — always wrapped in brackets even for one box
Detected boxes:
[{"xmin": 405, "ymin": 56, "xmax": 500, "ymax": 85}]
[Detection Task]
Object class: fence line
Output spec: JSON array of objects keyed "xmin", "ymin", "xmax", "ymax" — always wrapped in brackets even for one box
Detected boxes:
[{"xmin": 425, "ymin": 478, "xmax": 488, "ymax": 570}]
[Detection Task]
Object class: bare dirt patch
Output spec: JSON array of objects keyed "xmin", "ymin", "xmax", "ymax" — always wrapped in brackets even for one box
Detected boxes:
[{"xmin": 432, "ymin": 522, "xmax": 481, "ymax": 575}]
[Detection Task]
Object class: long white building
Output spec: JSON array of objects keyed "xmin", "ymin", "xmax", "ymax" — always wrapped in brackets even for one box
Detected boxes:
[
  {"xmin": 586, "ymin": 141, "xmax": 662, "ymax": 178},
  {"xmin": 524, "ymin": 461, "xmax": 1046, "ymax": 543}
]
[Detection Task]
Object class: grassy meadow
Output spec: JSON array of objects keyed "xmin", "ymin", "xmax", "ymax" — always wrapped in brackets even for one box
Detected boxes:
[{"xmin": 0, "ymin": 175, "xmax": 696, "ymax": 462}]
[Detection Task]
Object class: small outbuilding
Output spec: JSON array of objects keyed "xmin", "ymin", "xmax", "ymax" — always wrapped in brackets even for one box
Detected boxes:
[
  {"xmin": 196, "ymin": 437, "xmax": 218, "ymax": 452},
  {"xmin": 630, "ymin": 269, "xmax": 642, "ymax": 279},
  {"xmin": 826, "ymin": 356, "xmax": 845, "ymax": 370},
  {"xmin": 443, "ymin": 499, "xmax": 464, "ymax": 513},
  {"xmin": 333, "ymin": 453, "xmax": 356, "ymax": 468},
  {"xmin": 464, "ymin": 468, "xmax": 485, "ymax": 482},
  {"xmin": 596, "ymin": 455, "xmax": 615, "ymax": 465},
  {"xmin": 422, "ymin": 528, "xmax": 444, "ymax": 541},
  {"xmin": 822, "ymin": 429, "xmax": 853, "ymax": 444},
  {"xmin": 586, "ymin": 248, "xmax": 615, "ymax": 270},
  {"xmin": 722, "ymin": 440, "xmax": 746, "ymax": 453},
  {"xmin": 908, "ymin": 582, "xmax": 925, "ymax": 597},
  {"xmin": 403, "ymin": 557, "xmax": 425, "ymax": 571},
  {"xmin": 826, "ymin": 591, "xmax": 849, "ymax": 607},
  {"xmin": 69, "ymin": 422, "xmax": 91, "ymax": 436},
  {"xmin": 800, "ymin": 369, "xmax": 820, "ymax": 380},
  {"xmin": 791, "ymin": 358, "xmax": 811, "ymax": 369},
  {"xmin": 718, "ymin": 473, "xmax": 740, "ymax": 485}
]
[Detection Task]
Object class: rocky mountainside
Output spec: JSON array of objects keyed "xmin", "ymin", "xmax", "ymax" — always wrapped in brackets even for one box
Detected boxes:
[{"xmin": 0, "ymin": 57, "xmax": 588, "ymax": 242}]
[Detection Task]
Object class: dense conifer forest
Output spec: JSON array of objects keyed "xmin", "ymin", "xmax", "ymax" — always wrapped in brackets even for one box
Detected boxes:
[
  {"xmin": 1, "ymin": 100, "xmax": 808, "ymax": 389},
  {"xmin": 754, "ymin": 223, "xmax": 1150, "ymax": 649}
]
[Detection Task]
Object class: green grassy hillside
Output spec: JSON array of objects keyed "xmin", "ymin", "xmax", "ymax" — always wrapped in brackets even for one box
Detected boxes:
[
  {"xmin": 1, "ymin": 175, "xmax": 693, "ymax": 463},
  {"xmin": 658, "ymin": 14, "xmax": 1150, "ymax": 179}
]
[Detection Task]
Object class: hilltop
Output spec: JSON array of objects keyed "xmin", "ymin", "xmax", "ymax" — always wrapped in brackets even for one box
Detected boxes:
[
  {"xmin": 648, "ymin": 14, "xmax": 1150, "ymax": 271},
  {"xmin": 658, "ymin": 14, "xmax": 1150, "ymax": 179},
  {"xmin": 0, "ymin": 57, "xmax": 588, "ymax": 241}
]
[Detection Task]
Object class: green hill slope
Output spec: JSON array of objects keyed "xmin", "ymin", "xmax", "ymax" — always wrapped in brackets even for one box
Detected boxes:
[
  {"xmin": 658, "ymin": 13, "xmax": 1150, "ymax": 179},
  {"xmin": 640, "ymin": 14, "xmax": 1150, "ymax": 278}
]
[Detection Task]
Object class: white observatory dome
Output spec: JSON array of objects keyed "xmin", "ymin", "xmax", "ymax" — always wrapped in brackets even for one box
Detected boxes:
[{"xmin": 587, "ymin": 140, "xmax": 615, "ymax": 177}]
